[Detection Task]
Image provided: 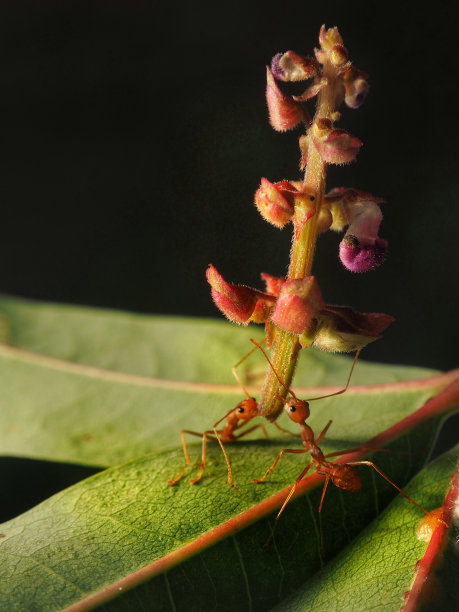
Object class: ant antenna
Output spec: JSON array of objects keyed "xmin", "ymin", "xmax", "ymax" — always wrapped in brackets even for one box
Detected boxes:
[
  {"xmin": 304, "ymin": 349, "xmax": 361, "ymax": 402},
  {"xmin": 250, "ymin": 338, "xmax": 298, "ymax": 400},
  {"xmin": 232, "ymin": 337, "xmax": 266, "ymax": 398}
]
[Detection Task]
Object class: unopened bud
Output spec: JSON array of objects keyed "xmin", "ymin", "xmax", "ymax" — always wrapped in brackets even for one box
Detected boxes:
[
  {"xmin": 255, "ymin": 178, "xmax": 295, "ymax": 228},
  {"xmin": 319, "ymin": 25, "xmax": 343, "ymax": 51},
  {"xmin": 330, "ymin": 44, "xmax": 348, "ymax": 67},
  {"xmin": 271, "ymin": 277, "xmax": 324, "ymax": 334}
]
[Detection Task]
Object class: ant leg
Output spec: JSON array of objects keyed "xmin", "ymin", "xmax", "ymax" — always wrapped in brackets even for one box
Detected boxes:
[
  {"xmin": 190, "ymin": 430, "xmax": 217, "ymax": 485},
  {"xmin": 263, "ymin": 460, "xmax": 315, "ymax": 549},
  {"xmin": 323, "ymin": 445, "xmax": 385, "ymax": 460},
  {"xmin": 348, "ymin": 461, "xmax": 447, "ymax": 523},
  {"xmin": 273, "ymin": 422, "xmax": 301, "ymax": 437},
  {"xmin": 168, "ymin": 430, "xmax": 212, "ymax": 486},
  {"xmin": 233, "ymin": 423, "xmax": 270, "ymax": 440},
  {"xmin": 212, "ymin": 423, "xmax": 271, "ymax": 487},
  {"xmin": 305, "ymin": 349, "xmax": 361, "ymax": 402},
  {"xmin": 318, "ymin": 474, "xmax": 331, "ymax": 556},
  {"xmin": 232, "ymin": 337, "xmax": 266, "ymax": 398},
  {"xmin": 253, "ymin": 448, "xmax": 309, "ymax": 483},
  {"xmin": 213, "ymin": 426, "xmax": 234, "ymax": 487},
  {"xmin": 314, "ymin": 420, "xmax": 333, "ymax": 446}
]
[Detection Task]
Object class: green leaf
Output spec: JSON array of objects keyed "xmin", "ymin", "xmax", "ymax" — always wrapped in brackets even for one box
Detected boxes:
[
  {"xmin": 0, "ymin": 295, "xmax": 438, "ymax": 384},
  {"xmin": 0, "ymin": 415, "xmax": 457, "ymax": 611},
  {"xmin": 270, "ymin": 448, "xmax": 459, "ymax": 612},
  {"xmin": 0, "ymin": 296, "xmax": 450, "ymax": 468},
  {"xmin": 0, "ymin": 298, "xmax": 458, "ymax": 610}
]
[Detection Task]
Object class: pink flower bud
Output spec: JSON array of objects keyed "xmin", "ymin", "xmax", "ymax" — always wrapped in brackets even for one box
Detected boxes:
[
  {"xmin": 313, "ymin": 127, "xmax": 363, "ymax": 165},
  {"xmin": 271, "ymin": 51, "xmax": 319, "ymax": 82},
  {"xmin": 313, "ymin": 305, "xmax": 395, "ymax": 352},
  {"xmin": 255, "ymin": 178, "xmax": 295, "ymax": 228},
  {"xmin": 266, "ymin": 67, "xmax": 309, "ymax": 131},
  {"xmin": 271, "ymin": 277, "xmax": 324, "ymax": 334},
  {"xmin": 339, "ymin": 199, "xmax": 387, "ymax": 272},
  {"xmin": 206, "ymin": 265, "xmax": 275, "ymax": 325}
]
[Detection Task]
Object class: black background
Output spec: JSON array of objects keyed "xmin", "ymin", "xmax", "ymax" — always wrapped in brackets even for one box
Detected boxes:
[{"xmin": 1, "ymin": 1, "xmax": 458, "ymax": 371}]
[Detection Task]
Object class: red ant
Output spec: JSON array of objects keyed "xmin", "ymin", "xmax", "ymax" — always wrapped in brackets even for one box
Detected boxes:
[
  {"xmin": 168, "ymin": 337, "xmax": 358, "ymax": 487},
  {"xmin": 168, "ymin": 340, "xmax": 291, "ymax": 487},
  {"xmin": 250, "ymin": 340, "xmax": 444, "ymax": 550}
]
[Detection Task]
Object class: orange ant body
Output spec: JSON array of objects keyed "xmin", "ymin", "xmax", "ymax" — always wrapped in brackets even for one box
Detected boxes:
[
  {"xmin": 251, "ymin": 340, "xmax": 443, "ymax": 550},
  {"xmin": 168, "ymin": 396, "xmax": 262, "ymax": 486},
  {"xmin": 168, "ymin": 340, "xmax": 295, "ymax": 487}
]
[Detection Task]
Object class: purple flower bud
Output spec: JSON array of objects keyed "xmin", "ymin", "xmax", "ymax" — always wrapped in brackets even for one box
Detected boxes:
[
  {"xmin": 339, "ymin": 234, "xmax": 387, "ymax": 272},
  {"xmin": 339, "ymin": 199, "xmax": 387, "ymax": 272}
]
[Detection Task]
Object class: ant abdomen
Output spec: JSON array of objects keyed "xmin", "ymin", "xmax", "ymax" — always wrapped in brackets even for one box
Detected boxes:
[{"xmin": 330, "ymin": 464, "xmax": 361, "ymax": 492}]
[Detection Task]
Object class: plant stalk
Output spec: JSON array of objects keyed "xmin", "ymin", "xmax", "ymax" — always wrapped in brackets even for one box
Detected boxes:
[{"xmin": 258, "ymin": 61, "xmax": 340, "ymax": 420}]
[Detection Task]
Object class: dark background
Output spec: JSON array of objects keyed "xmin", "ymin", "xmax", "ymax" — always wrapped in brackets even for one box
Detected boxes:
[{"xmin": 1, "ymin": 1, "xmax": 458, "ymax": 371}]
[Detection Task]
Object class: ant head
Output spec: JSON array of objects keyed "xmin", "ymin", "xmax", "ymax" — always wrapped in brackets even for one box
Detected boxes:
[
  {"xmin": 235, "ymin": 397, "xmax": 258, "ymax": 420},
  {"xmin": 276, "ymin": 395, "xmax": 310, "ymax": 423}
]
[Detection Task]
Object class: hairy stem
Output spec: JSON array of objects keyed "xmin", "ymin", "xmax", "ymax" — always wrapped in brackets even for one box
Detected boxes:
[{"xmin": 259, "ymin": 61, "xmax": 341, "ymax": 420}]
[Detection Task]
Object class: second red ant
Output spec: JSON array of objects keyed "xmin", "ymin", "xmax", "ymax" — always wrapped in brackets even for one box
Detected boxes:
[{"xmin": 250, "ymin": 339, "xmax": 445, "ymax": 551}]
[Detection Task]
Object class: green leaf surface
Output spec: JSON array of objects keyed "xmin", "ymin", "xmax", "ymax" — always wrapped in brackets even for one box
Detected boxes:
[
  {"xmin": 0, "ymin": 415, "xmax": 457, "ymax": 611},
  {"xmin": 0, "ymin": 295, "xmax": 438, "ymax": 385},
  {"xmin": 0, "ymin": 296, "xmax": 450, "ymax": 468},
  {"xmin": 1, "ymin": 297, "xmax": 458, "ymax": 611},
  {"xmin": 270, "ymin": 448, "xmax": 459, "ymax": 612}
]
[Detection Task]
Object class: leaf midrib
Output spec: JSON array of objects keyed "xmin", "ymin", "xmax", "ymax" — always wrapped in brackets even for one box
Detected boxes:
[{"xmin": 1, "ymin": 343, "xmax": 456, "ymax": 396}]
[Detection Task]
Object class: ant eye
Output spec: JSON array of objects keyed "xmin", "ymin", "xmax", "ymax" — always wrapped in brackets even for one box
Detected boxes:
[
  {"xmin": 289, "ymin": 405, "xmax": 296, "ymax": 412},
  {"xmin": 309, "ymin": 195, "xmax": 315, "ymax": 201},
  {"xmin": 238, "ymin": 407, "xmax": 244, "ymax": 413}
]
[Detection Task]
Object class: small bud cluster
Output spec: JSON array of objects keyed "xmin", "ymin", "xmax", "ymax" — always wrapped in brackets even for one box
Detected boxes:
[{"xmin": 208, "ymin": 26, "xmax": 393, "ymax": 416}]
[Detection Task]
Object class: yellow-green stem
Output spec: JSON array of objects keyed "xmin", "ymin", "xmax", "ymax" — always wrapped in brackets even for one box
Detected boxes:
[{"xmin": 259, "ymin": 61, "xmax": 340, "ymax": 421}]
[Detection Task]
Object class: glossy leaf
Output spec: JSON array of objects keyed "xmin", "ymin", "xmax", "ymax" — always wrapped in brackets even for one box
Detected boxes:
[
  {"xmin": 0, "ymin": 297, "xmax": 458, "ymax": 611},
  {"xmin": 0, "ymin": 408, "xmax": 457, "ymax": 611},
  {"xmin": 0, "ymin": 296, "xmax": 446, "ymax": 468}
]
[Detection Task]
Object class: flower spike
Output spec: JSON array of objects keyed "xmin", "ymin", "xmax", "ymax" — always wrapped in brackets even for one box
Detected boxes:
[{"xmin": 207, "ymin": 27, "xmax": 393, "ymax": 422}]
